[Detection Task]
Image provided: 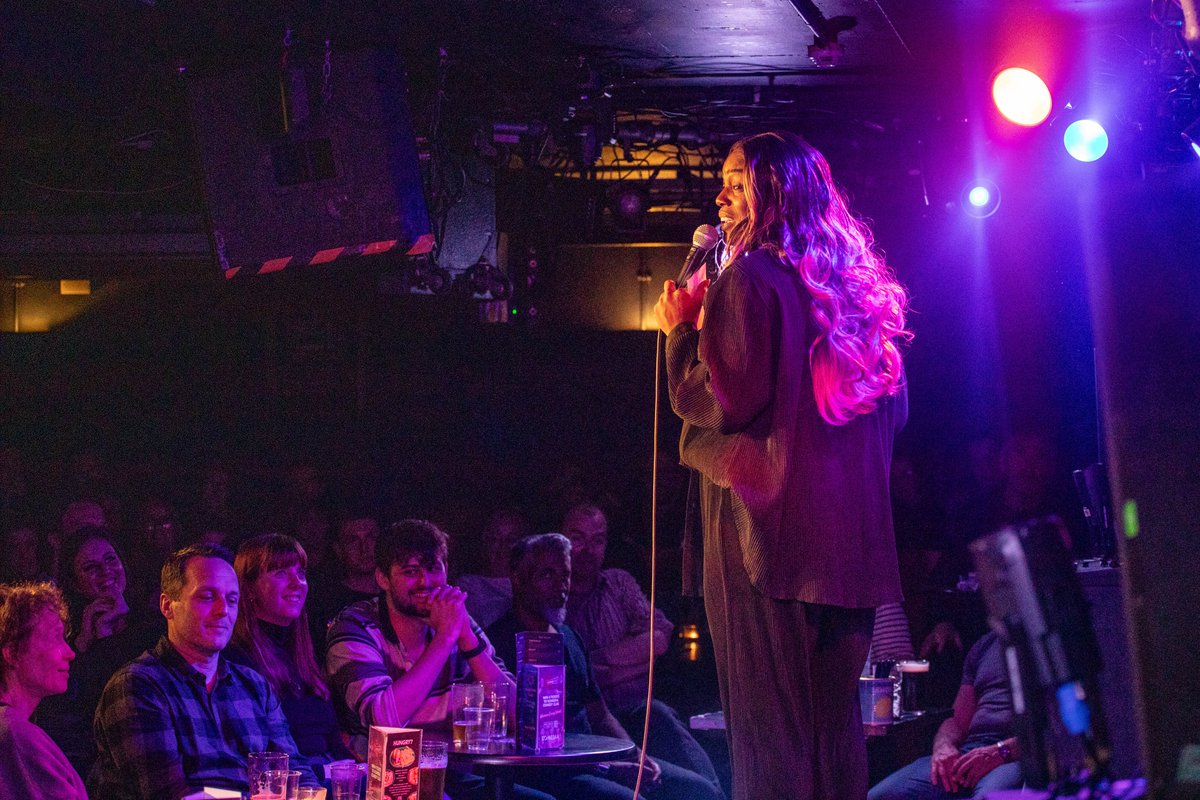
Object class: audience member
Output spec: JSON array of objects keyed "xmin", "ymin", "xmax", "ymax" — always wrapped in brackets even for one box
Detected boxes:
[
  {"xmin": 939, "ymin": 433, "xmax": 1077, "ymax": 586},
  {"xmin": 62, "ymin": 499, "xmax": 107, "ymax": 537},
  {"xmin": 307, "ymin": 510, "xmax": 382, "ymax": 647},
  {"xmin": 890, "ymin": 455, "xmax": 943, "ymax": 647},
  {"xmin": 563, "ymin": 503, "xmax": 672, "ymax": 708},
  {"xmin": 275, "ymin": 461, "xmax": 333, "ymax": 572},
  {"xmin": 868, "ymin": 632, "xmax": 1021, "ymax": 800},
  {"xmin": 458, "ymin": 508, "xmax": 530, "ymax": 628},
  {"xmin": 326, "ymin": 519, "xmax": 551, "ymax": 800},
  {"xmin": 870, "ymin": 602, "xmax": 915, "ymax": 664},
  {"xmin": 0, "ymin": 513, "xmax": 48, "ymax": 584},
  {"xmin": 919, "ymin": 434, "xmax": 1078, "ymax": 700},
  {"xmin": 133, "ymin": 497, "xmax": 182, "ymax": 562},
  {"xmin": 0, "ymin": 445, "xmax": 33, "ymax": 515},
  {"xmin": 193, "ymin": 527, "xmax": 235, "ymax": 548},
  {"xmin": 563, "ymin": 504, "xmax": 715, "ymax": 782},
  {"xmin": 39, "ymin": 526, "xmax": 161, "ymax": 779},
  {"xmin": 188, "ymin": 462, "xmax": 242, "ymax": 544},
  {"xmin": 0, "ymin": 581, "xmax": 88, "ymax": 799},
  {"xmin": 90, "ymin": 544, "xmax": 319, "ymax": 799},
  {"xmin": 230, "ymin": 534, "xmax": 353, "ymax": 768},
  {"xmin": 125, "ymin": 497, "xmax": 183, "ymax": 616},
  {"xmin": 488, "ymin": 534, "xmax": 725, "ymax": 800},
  {"xmin": 64, "ymin": 449, "xmax": 123, "ymax": 535}
]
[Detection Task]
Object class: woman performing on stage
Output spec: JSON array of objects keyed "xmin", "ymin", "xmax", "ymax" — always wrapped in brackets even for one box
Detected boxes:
[{"xmin": 655, "ymin": 130, "xmax": 911, "ymax": 800}]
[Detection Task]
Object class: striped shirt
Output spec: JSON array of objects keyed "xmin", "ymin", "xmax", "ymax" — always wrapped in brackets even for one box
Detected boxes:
[
  {"xmin": 869, "ymin": 602, "xmax": 914, "ymax": 663},
  {"xmin": 89, "ymin": 636, "xmax": 318, "ymax": 800},
  {"xmin": 325, "ymin": 596, "xmax": 508, "ymax": 758},
  {"xmin": 566, "ymin": 568, "xmax": 674, "ymax": 710}
]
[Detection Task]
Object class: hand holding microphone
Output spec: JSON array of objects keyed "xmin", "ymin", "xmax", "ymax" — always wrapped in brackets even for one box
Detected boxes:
[
  {"xmin": 677, "ymin": 224, "xmax": 720, "ymax": 286},
  {"xmin": 656, "ymin": 224, "xmax": 719, "ymax": 335},
  {"xmin": 654, "ymin": 278, "xmax": 708, "ymax": 334}
]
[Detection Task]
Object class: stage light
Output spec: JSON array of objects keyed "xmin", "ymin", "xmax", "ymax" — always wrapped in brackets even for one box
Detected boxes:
[
  {"xmin": 616, "ymin": 188, "xmax": 646, "ymax": 217},
  {"xmin": 992, "ymin": 67, "xmax": 1053, "ymax": 127},
  {"xmin": 961, "ymin": 180, "xmax": 1001, "ymax": 219},
  {"xmin": 611, "ymin": 186, "xmax": 650, "ymax": 230},
  {"xmin": 1063, "ymin": 120, "xmax": 1110, "ymax": 162}
]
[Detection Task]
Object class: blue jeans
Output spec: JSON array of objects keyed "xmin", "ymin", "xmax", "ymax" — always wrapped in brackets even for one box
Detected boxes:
[
  {"xmin": 614, "ymin": 699, "xmax": 722, "ymax": 792},
  {"xmin": 867, "ymin": 755, "xmax": 1024, "ymax": 800}
]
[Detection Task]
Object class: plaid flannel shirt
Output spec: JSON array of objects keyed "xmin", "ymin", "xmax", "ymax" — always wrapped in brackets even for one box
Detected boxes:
[{"xmin": 89, "ymin": 636, "xmax": 318, "ymax": 800}]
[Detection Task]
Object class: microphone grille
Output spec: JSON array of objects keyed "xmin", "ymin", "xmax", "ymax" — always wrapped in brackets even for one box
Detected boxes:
[{"xmin": 692, "ymin": 224, "xmax": 720, "ymax": 249}]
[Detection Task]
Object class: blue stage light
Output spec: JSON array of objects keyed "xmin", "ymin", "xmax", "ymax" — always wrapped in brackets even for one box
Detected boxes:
[
  {"xmin": 1063, "ymin": 120, "xmax": 1109, "ymax": 162},
  {"xmin": 961, "ymin": 180, "xmax": 1001, "ymax": 219}
]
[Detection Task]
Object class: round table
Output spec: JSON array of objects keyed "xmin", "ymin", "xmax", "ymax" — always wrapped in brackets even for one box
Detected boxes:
[{"xmin": 447, "ymin": 733, "xmax": 636, "ymax": 800}]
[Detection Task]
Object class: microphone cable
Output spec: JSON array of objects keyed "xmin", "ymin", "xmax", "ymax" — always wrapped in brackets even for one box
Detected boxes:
[
  {"xmin": 632, "ymin": 226, "xmax": 717, "ymax": 800},
  {"xmin": 630, "ymin": 323, "xmax": 666, "ymax": 800}
]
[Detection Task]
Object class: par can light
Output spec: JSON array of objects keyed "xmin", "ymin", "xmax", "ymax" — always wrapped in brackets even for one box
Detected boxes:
[{"xmin": 993, "ymin": 67, "xmax": 1053, "ymax": 127}]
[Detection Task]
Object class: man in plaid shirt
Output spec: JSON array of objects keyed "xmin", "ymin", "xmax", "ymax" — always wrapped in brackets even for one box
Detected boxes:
[{"xmin": 89, "ymin": 544, "xmax": 319, "ymax": 799}]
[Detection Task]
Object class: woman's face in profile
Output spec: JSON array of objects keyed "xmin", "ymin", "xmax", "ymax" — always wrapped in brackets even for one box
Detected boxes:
[
  {"xmin": 716, "ymin": 149, "xmax": 750, "ymax": 238},
  {"xmin": 73, "ymin": 537, "xmax": 127, "ymax": 602},
  {"xmin": 9, "ymin": 608, "xmax": 74, "ymax": 700}
]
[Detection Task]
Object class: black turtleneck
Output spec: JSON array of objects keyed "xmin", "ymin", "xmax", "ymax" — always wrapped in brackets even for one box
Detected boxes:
[{"xmin": 225, "ymin": 621, "xmax": 352, "ymax": 766}]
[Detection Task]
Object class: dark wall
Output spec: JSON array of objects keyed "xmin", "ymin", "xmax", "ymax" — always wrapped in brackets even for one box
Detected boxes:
[
  {"xmin": 0, "ymin": 268, "xmax": 673, "ymax": 571},
  {"xmin": 0, "ymin": 133, "xmax": 1122, "ymax": 570}
]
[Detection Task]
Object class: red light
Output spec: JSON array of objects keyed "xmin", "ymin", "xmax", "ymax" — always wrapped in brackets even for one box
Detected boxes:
[{"xmin": 992, "ymin": 68, "xmax": 1052, "ymax": 127}]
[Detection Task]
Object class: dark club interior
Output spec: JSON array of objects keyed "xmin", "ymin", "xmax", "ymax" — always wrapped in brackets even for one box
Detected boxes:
[{"xmin": 1, "ymin": 2, "xmax": 1198, "ymax": 799}]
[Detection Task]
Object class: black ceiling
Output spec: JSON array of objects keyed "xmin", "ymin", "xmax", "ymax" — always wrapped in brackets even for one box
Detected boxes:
[
  {"xmin": 2, "ymin": 0, "xmax": 1153, "ymax": 128},
  {"xmin": 0, "ymin": 0, "xmax": 1174, "ymax": 247}
]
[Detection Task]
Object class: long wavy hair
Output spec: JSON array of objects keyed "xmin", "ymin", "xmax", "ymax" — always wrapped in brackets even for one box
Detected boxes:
[
  {"xmin": 233, "ymin": 534, "xmax": 328, "ymax": 700},
  {"xmin": 722, "ymin": 130, "xmax": 910, "ymax": 425}
]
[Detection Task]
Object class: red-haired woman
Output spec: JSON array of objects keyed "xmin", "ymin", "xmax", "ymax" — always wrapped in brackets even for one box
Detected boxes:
[
  {"xmin": 0, "ymin": 582, "xmax": 88, "ymax": 799},
  {"xmin": 656, "ymin": 130, "xmax": 911, "ymax": 800},
  {"xmin": 230, "ymin": 534, "xmax": 352, "ymax": 769}
]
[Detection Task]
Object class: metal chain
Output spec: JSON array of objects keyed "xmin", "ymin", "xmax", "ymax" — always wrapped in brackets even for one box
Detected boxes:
[{"xmin": 322, "ymin": 37, "xmax": 333, "ymax": 107}]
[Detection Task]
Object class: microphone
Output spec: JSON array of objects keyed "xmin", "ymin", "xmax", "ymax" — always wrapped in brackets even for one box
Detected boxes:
[{"xmin": 676, "ymin": 224, "xmax": 720, "ymax": 286}]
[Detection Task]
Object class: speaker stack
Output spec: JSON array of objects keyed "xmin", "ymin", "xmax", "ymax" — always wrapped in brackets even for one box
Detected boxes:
[
  {"xmin": 186, "ymin": 47, "xmax": 432, "ymax": 278},
  {"xmin": 1087, "ymin": 172, "xmax": 1200, "ymax": 798}
]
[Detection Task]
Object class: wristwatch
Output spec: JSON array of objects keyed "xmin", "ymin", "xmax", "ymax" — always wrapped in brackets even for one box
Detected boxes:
[{"xmin": 996, "ymin": 741, "xmax": 1013, "ymax": 763}]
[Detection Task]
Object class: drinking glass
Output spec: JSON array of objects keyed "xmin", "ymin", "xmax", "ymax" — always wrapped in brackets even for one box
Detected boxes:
[
  {"xmin": 418, "ymin": 741, "xmax": 449, "ymax": 800},
  {"xmin": 464, "ymin": 706, "xmax": 495, "ymax": 753},
  {"xmin": 329, "ymin": 762, "xmax": 365, "ymax": 800},
  {"xmin": 449, "ymin": 682, "xmax": 484, "ymax": 748},
  {"xmin": 897, "ymin": 659, "xmax": 930, "ymax": 716},
  {"xmin": 484, "ymin": 682, "xmax": 511, "ymax": 742},
  {"xmin": 247, "ymin": 752, "xmax": 289, "ymax": 799},
  {"xmin": 259, "ymin": 769, "xmax": 300, "ymax": 800}
]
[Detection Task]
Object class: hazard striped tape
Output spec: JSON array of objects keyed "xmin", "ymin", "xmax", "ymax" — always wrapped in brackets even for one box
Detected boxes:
[{"xmin": 222, "ymin": 233, "xmax": 435, "ymax": 279}]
